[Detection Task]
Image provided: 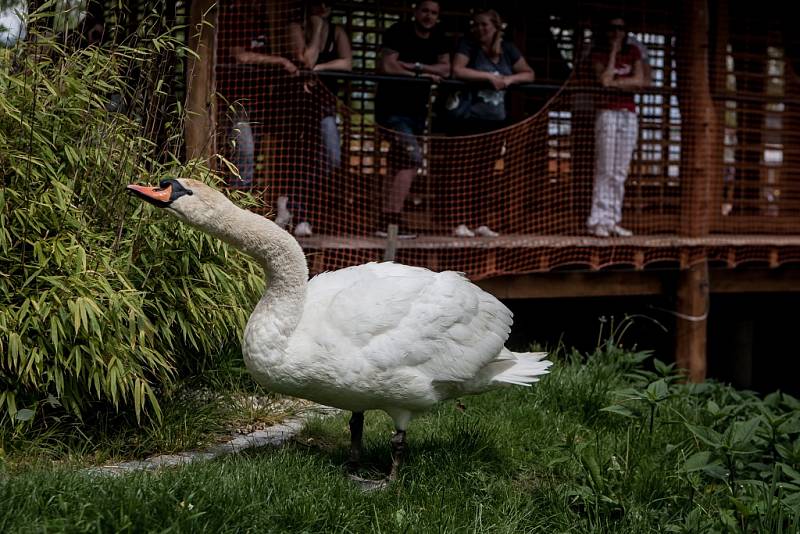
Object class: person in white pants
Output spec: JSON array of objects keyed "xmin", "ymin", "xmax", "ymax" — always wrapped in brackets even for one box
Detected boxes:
[{"xmin": 587, "ymin": 15, "xmax": 646, "ymax": 237}]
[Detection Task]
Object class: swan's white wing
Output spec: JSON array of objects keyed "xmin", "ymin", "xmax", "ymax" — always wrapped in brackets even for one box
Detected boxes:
[{"xmin": 298, "ymin": 262, "xmax": 512, "ymax": 384}]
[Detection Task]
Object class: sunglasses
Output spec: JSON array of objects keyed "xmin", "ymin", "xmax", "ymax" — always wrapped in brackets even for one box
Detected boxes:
[{"xmin": 608, "ymin": 24, "xmax": 626, "ymax": 31}]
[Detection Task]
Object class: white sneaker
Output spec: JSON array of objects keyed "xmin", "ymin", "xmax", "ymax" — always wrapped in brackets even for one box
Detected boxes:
[
  {"xmin": 275, "ymin": 196, "xmax": 292, "ymax": 229},
  {"xmin": 589, "ymin": 225, "xmax": 610, "ymax": 237},
  {"xmin": 453, "ymin": 224, "xmax": 475, "ymax": 238},
  {"xmin": 294, "ymin": 221, "xmax": 312, "ymax": 237},
  {"xmin": 611, "ymin": 224, "xmax": 633, "ymax": 237},
  {"xmin": 475, "ymin": 225, "xmax": 499, "ymax": 237}
]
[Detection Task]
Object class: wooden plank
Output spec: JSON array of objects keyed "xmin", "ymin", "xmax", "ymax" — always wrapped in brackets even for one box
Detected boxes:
[
  {"xmin": 185, "ymin": 0, "xmax": 217, "ymax": 164},
  {"xmin": 675, "ymin": 261, "xmax": 709, "ymax": 382}
]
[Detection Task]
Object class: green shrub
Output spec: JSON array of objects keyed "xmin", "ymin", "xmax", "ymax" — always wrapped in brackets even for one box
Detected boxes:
[{"xmin": 0, "ymin": 14, "xmax": 263, "ymax": 429}]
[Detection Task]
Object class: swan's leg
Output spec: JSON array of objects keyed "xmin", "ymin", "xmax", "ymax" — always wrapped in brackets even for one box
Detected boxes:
[
  {"xmin": 345, "ymin": 412, "xmax": 388, "ymax": 491},
  {"xmin": 388, "ymin": 429, "xmax": 407, "ymax": 481},
  {"xmin": 348, "ymin": 410, "xmax": 409, "ymax": 491},
  {"xmin": 346, "ymin": 411, "xmax": 364, "ymax": 471}
]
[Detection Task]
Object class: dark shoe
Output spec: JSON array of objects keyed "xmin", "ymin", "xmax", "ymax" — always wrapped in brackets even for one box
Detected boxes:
[
  {"xmin": 375, "ymin": 227, "xmax": 416, "ymax": 239},
  {"xmin": 375, "ymin": 212, "xmax": 417, "ymax": 239}
]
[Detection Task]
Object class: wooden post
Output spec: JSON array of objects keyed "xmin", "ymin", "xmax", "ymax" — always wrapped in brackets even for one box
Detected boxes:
[
  {"xmin": 730, "ymin": 317, "xmax": 754, "ymax": 389},
  {"xmin": 673, "ymin": 0, "xmax": 716, "ymax": 379},
  {"xmin": 383, "ymin": 224, "xmax": 399, "ymax": 262},
  {"xmin": 677, "ymin": 0, "xmax": 717, "ymax": 237},
  {"xmin": 185, "ymin": 0, "xmax": 218, "ymax": 164},
  {"xmin": 709, "ymin": 0, "xmax": 729, "ymax": 230},
  {"xmin": 675, "ymin": 260, "xmax": 709, "ymax": 382}
]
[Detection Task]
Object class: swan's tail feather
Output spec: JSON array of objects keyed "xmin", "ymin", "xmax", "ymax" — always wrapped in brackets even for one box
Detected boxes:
[
  {"xmin": 439, "ymin": 350, "xmax": 552, "ymax": 397},
  {"xmin": 489, "ymin": 351, "xmax": 552, "ymax": 387}
]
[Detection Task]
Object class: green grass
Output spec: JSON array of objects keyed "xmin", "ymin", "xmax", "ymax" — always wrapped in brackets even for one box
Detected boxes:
[
  {"xmin": 1, "ymin": 345, "xmax": 799, "ymax": 533},
  {"xmin": 0, "ymin": 351, "xmax": 301, "ymax": 468}
]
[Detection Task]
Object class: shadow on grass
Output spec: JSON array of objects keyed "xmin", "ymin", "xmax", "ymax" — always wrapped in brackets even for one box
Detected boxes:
[{"xmin": 235, "ymin": 412, "xmax": 508, "ymax": 482}]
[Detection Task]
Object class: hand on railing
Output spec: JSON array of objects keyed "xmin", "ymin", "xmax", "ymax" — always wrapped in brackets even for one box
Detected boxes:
[{"xmin": 219, "ymin": 63, "xmax": 565, "ymax": 93}]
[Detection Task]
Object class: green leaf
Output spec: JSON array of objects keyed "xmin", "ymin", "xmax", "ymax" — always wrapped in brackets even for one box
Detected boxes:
[
  {"xmin": 600, "ymin": 405, "xmax": 636, "ymax": 418},
  {"xmin": 778, "ymin": 416, "xmax": 800, "ymax": 435},
  {"xmin": 703, "ymin": 463, "xmax": 730, "ymax": 481},
  {"xmin": 14, "ymin": 408, "xmax": 35, "ymax": 422},
  {"xmin": 685, "ymin": 424, "xmax": 723, "ymax": 448},
  {"xmin": 683, "ymin": 451, "xmax": 713, "ymax": 473},
  {"xmin": 781, "ymin": 463, "xmax": 800, "ymax": 482},
  {"xmin": 653, "ymin": 359, "xmax": 674, "ymax": 376},
  {"xmin": 730, "ymin": 417, "xmax": 762, "ymax": 448},
  {"xmin": 579, "ymin": 448, "xmax": 604, "ymax": 491},
  {"xmin": 646, "ymin": 379, "xmax": 669, "ymax": 401},
  {"xmin": 718, "ymin": 510, "xmax": 737, "ymax": 529}
]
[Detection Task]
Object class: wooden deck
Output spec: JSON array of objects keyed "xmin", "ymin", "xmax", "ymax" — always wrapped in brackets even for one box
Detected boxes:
[
  {"xmin": 298, "ymin": 233, "xmax": 800, "ymax": 250},
  {"xmin": 297, "ymin": 233, "xmax": 800, "ymax": 277}
]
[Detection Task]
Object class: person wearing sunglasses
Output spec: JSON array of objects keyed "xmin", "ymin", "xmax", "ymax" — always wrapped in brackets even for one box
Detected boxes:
[{"xmin": 587, "ymin": 15, "xmax": 645, "ymax": 237}]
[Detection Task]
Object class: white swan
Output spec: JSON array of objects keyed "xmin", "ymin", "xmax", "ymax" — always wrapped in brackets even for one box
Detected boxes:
[{"xmin": 127, "ymin": 178, "xmax": 552, "ymax": 483}]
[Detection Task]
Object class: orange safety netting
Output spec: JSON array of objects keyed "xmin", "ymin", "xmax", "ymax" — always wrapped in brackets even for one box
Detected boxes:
[{"xmin": 212, "ymin": 0, "xmax": 800, "ymax": 279}]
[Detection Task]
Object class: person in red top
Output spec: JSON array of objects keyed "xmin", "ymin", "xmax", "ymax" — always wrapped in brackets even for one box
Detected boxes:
[{"xmin": 587, "ymin": 15, "xmax": 645, "ymax": 237}]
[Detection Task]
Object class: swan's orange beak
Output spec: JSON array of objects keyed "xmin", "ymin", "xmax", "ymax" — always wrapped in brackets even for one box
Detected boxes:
[{"xmin": 127, "ymin": 183, "xmax": 173, "ymax": 207}]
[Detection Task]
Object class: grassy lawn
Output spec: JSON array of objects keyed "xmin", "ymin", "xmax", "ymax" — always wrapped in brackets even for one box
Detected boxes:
[{"xmin": 1, "ymin": 344, "xmax": 799, "ymax": 533}]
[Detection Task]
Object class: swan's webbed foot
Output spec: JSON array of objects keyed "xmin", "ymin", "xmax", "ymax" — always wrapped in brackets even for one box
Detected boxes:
[
  {"xmin": 388, "ymin": 429, "xmax": 406, "ymax": 481},
  {"xmin": 346, "ymin": 473, "xmax": 391, "ymax": 492},
  {"xmin": 343, "ymin": 411, "xmax": 375, "ymax": 490},
  {"xmin": 343, "ymin": 420, "xmax": 407, "ymax": 492}
]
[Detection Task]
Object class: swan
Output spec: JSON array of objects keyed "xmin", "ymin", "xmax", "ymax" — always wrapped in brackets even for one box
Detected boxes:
[{"xmin": 127, "ymin": 178, "xmax": 552, "ymax": 484}]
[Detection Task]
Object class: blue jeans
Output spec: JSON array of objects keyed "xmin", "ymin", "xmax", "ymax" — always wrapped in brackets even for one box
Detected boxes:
[
  {"xmin": 229, "ymin": 113, "xmax": 342, "ymax": 224},
  {"xmin": 380, "ymin": 114, "xmax": 425, "ymax": 169},
  {"xmin": 229, "ymin": 117, "xmax": 254, "ymax": 187},
  {"xmin": 320, "ymin": 114, "xmax": 341, "ymax": 170}
]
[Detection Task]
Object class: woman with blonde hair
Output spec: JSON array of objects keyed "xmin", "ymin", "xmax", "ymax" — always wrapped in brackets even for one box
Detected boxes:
[
  {"xmin": 451, "ymin": 9, "xmax": 533, "ymax": 130},
  {"xmin": 449, "ymin": 9, "xmax": 534, "ymax": 237}
]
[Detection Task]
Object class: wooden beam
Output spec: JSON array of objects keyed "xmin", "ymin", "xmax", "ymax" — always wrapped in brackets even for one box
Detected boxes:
[
  {"xmin": 475, "ymin": 267, "xmax": 800, "ymax": 299},
  {"xmin": 185, "ymin": 0, "xmax": 217, "ymax": 164},
  {"xmin": 675, "ymin": 261, "xmax": 709, "ymax": 382},
  {"xmin": 709, "ymin": 268, "xmax": 800, "ymax": 293},
  {"xmin": 476, "ymin": 271, "xmax": 668, "ymax": 298}
]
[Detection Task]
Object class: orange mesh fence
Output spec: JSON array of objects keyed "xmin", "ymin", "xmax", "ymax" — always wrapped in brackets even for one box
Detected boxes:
[{"xmin": 213, "ymin": 1, "xmax": 800, "ymax": 279}]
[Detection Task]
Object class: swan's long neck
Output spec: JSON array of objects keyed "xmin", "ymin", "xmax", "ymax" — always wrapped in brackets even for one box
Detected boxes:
[{"xmin": 194, "ymin": 203, "xmax": 308, "ymax": 366}]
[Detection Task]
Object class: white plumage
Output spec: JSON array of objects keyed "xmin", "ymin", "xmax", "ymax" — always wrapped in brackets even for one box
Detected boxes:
[
  {"xmin": 0, "ymin": 1, "xmax": 27, "ymax": 48},
  {"xmin": 128, "ymin": 178, "xmax": 551, "ymax": 482},
  {"xmin": 258, "ymin": 263, "xmax": 549, "ymax": 416}
]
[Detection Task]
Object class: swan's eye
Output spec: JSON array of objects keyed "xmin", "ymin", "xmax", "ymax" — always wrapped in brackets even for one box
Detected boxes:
[
  {"xmin": 159, "ymin": 179, "xmax": 173, "ymax": 189},
  {"xmin": 169, "ymin": 180, "xmax": 194, "ymax": 200}
]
